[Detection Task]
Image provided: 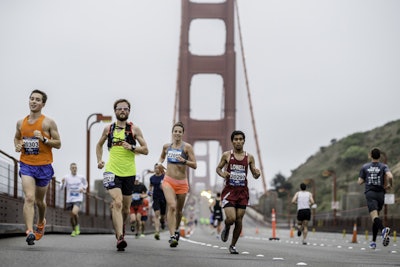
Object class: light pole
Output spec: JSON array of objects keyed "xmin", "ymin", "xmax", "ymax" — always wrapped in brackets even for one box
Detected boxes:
[
  {"xmin": 322, "ymin": 170, "xmax": 337, "ymax": 225},
  {"xmin": 86, "ymin": 113, "xmax": 112, "ymax": 215}
]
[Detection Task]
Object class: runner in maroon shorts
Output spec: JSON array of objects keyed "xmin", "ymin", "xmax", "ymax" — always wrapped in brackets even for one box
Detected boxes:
[{"xmin": 216, "ymin": 130, "xmax": 261, "ymax": 254}]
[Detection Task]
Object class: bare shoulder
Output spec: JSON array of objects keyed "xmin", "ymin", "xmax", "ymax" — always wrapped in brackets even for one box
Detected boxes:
[
  {"xmin": 246, "ymin": 152, "xmax": 255, "ymax": 159},
  {"xmin": 184, "ymin": 141, "xmax": 194, "ymax": 150},
  {"xmin": 100, "ymin": 124, "xmax": 111, "ymax": 136},
  {"xmin": 43, "ymin": 115, "xmax": 59, "ymax": 129},
  {"xmin": 221, "ymin": 151, "xmax": 231, "ymax": 160},
  {"xmin": 16, "ymin": 118, "xmax": 23, "ymax": 127},
  {"xmin": 133, "ymin": 124, "xmax": 145, "ymax": 136}
]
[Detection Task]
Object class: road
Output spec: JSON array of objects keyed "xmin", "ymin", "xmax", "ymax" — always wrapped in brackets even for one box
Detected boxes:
[{"xmin": 1, "ymin": 221, "xmax": 398, "ymax": 267}]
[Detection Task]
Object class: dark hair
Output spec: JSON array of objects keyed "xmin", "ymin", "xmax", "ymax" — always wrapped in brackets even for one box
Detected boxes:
[
  {"xmin": 113, "ymin": 99, "xmax": 131, "ymax": 110},
  {"xmin": 300, "ymin": 183, "xmax": 306, "ymax": 190},
  {"xmin": 172, "ymin": 121, "xmax": 184, "ymax": 133},
  {"xmin": 371, "ymin": 147, "xmax": 381, "ymax": 160},
  {"xmin": 231, "ymin": 130, "xmax": 245, "ymax": 141},
  {"xmin": 30, "ymin": 89, "xmax": 48, "ymax": 104},
  {"xmin": 216, "ymin": 192, "xmax": 221, "ymax": 197}
]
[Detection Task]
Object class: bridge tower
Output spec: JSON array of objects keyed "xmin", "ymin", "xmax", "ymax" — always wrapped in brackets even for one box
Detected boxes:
[{"xmin": 176, "ymin": 0, "xmax": 236, "ymax": 191}]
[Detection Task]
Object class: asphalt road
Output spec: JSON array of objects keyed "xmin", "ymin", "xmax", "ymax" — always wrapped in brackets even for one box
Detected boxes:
[{"xmin": 1, "ymin": 222, "xmax": 398, "ymax": 267}]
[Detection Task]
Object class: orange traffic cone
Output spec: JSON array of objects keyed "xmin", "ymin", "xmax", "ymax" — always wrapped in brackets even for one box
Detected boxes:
[
  {"xmin": 351, "ymin": 223, "xmax": 357, "ymax": 243},
  {"xmin": 179, "ymin": 221, "xmax": 186, "ymax": 238},
  {"xmin": 290, "ymin": 226, "xmax": 294, "ymax": 238},
  {"xmin": 269, "ymin": 208, "xmax": 280, "ymax": 240}
]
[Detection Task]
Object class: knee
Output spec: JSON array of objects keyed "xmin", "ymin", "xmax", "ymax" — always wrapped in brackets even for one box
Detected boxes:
[
  {"xmin": 112, "ymin": 200, "xmax": 123, "ymax": 211},
  {"xmin": 235, "ymin": 217, "xmax": 243, "ymax": 225},
  {"xmin": 168, "ymin": 204, "xmax": 177, "ymax": 213},
  {"xmin": 24, "ymin": 194, "xmax": 35, "ymax": 205},
  {"xmin": 225, "ymin": 216, "xmax": 235, "ymax": 225}
]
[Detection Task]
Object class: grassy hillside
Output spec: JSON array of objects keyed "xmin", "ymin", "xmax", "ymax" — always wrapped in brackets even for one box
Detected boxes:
[{"xmin": 287, "ymin": 119, "xmax": 400, "ymax": 213}]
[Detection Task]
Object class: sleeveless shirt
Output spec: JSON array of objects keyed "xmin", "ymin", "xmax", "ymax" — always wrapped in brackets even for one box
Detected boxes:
[
  {"xmin": 20, "ymin": 115, "xmax": 53, "ymax": 165},
  {"xmin": 297, "ymin": 191, "xmax": 311, "ymax": 210},
  {"xmin": 105, "ymin": 127, "xmax": 136, "ymax": 176},
  {"xmin": 166, "ymin": 143, "xmax": 188, "ymax": 164},
  {"xmin": 226, "ymin": 150, "xmax": 248, "ymax": 187}
]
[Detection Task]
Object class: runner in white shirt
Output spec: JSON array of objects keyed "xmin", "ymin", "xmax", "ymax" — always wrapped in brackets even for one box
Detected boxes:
[
  {"xmin": 291, "ymin": 183, "xmax": 315, "ymax": 245},
  {"xmin": 60, "ymin": 163, "xmax": 88, "ymax": 237}
]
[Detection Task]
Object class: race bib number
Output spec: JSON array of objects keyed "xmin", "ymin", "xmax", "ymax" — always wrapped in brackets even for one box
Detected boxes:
[
  {"xmin": 103, "ymin": 172, "xmax": 116, "ymax": 189},
  {"xmin": 167, "ymin": 149, "xmax": 184, "ymax": 163},
  {"xmin": 229, "ymin": 171, "xmax": 246, "ymax": 186},
  {"xmin": 23, "ymin": 137, "xmax": 40, "ymax": 155},
  {"xmin": 132, "ymin": 193, "xmax": 141, "ymax": 201}
]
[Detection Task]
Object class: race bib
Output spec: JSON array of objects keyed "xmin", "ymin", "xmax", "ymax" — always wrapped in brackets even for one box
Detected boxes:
[
  {"xmin": 132, "ymin": 193, "xmax": 141, "ymax": 201},
  {"xmin": 103, "ymin": 172, "xmax": 116, "ymax": 189},
  {"xmin": 167, "ymin": 149, "xmax": 182, "ymax": 163},
  {"xmin": 229, "ymin": 171, "xmax": 246, "ymax": 186},
  {"xmin": 23, "ymin": 137, "xmax": 40, "ymax": 155}
]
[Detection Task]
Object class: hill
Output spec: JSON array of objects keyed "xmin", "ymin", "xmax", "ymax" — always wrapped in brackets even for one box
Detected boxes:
[{"xmin": 286, "ymin": 119, "xmax": 400, "ymax": 213}]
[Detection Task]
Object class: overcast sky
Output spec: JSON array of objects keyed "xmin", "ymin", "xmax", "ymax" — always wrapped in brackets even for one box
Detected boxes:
[{"xmin": 1, "ymin": 0, "xmax": 399, "ymax": 193}]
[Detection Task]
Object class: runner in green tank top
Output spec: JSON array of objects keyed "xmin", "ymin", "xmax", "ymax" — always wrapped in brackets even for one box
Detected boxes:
[{"xmin": 96, "ymin": 99, "xmax": 148, "ymax": 251}]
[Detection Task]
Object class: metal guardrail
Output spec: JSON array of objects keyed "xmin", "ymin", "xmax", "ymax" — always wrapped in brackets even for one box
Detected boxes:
[{"xmin": 0, "ymin": 149, "xmax": 114, "ymax": 235}]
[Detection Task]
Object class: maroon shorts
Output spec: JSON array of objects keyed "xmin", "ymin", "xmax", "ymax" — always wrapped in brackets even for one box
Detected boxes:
[{"xmin": 221, "ymin": 186, "xmax": 249, "ymax": 209}]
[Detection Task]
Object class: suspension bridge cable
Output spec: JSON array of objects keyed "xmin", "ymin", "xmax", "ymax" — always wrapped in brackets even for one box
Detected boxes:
[{"xmin": 235, "ymin": 0, "xmax": 267, "ymax": 195}]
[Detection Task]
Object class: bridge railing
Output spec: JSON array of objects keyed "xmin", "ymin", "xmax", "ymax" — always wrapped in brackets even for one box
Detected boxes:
[{"xmin": 0, "ymin": 149, "xmax": 113, "ymax": 235}]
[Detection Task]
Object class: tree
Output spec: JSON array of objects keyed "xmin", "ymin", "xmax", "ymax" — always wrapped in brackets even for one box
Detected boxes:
[{"xmin": 271, "ymin": 172, "xmax": 292, "ymax": 198}]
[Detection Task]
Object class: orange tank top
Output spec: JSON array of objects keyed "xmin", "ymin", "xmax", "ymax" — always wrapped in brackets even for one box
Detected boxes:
[{"xmin": 20, "ymin": 115, "xmax": 53, "ymax": 165}]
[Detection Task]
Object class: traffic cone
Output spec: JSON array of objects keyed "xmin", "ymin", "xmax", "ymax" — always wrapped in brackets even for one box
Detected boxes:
[
  {"xmin": 269, "ymin": 208, "xmax": 280, "ymax": 240},
  {"xmin": 351, "ymin": 223, "xmax": 357, "ymax": 243},
  {"xmin": 179, "ymin": 221, "xmax": 186, "ymax": 238},
  {"xmin": 290, "ymin": 226, "xmax": 294, "ymax": 238}
]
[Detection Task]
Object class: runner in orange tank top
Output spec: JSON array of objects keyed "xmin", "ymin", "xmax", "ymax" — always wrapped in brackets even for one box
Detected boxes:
[{"xmin": 14, "ymin": 89, "xmax": 61, "ymax": 246}]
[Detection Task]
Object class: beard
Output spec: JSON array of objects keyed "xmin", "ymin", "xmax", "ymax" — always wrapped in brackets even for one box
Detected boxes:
[{"xmin": 116, "ymin": 114, "xmax": 128, "ymax": 121}]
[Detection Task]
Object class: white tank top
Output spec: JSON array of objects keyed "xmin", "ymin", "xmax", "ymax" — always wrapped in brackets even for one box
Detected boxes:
[{"xmin": 297, "ymin": 191, "xmax": 311, "ymax": 210}]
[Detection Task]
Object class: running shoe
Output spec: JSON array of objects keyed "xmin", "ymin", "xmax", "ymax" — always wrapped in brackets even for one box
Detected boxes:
[
  {"xmin": 140, "ymin": 234, "xmax": 145, "ymax": 238},
  {"xmin": 71, "ymin": 230, "xmax": 77, "ymax": 237},
  {"xmin": 154, "ymin": 232, "xmax": 160, "ymax": 240},
  {"xmin": 229, "ymin": 245, "xmax": 239, "ymax": 254},
  {"xmin": 382, "ymin": 227, "xmax": 390, "ymax": 247},
  {"xmin": 75, "ymin": 225, "xmax": 80, "ymax": 235},
  {"xmin": 116, "ymin": 236, "xmax": 127, "ymax": 251},
  {"xmin": 302, "ymin": 241, "xmax": 307, "ymax": 245},
  {"xmin": 160, "ymin": 220, "xmax": 165, "ymax": 230},
  {"xmin": 369, "ymin": 241, "xmax": 376, "ymax": 249},
  {"xmin": 26, "ymin": 230, "xmax": 35, "ymax": 246},
  {"xmin": 221, "ymin": 226, "xmax": 230, "ymax": 242},
  {"xmin": 169, "ymin": 236, "xmax": 178, "ymax": 247},
  {"xmin": 135, "ymin": 233, "xmax": 139, "ymax": 239},
  {"xmin": 34, "ymin": 219, "xmax": 46, "ymax": 241},
  {"xmin": 130, "ymin": 224, "xmax": 135, "ymax": 232},
  {"xmin": 297, "ymin": 228, "xmax": 302, "ymax": 237},
  {"xmin": 175, "ymin": 230, "xmax": 180, "ymax": 241}
]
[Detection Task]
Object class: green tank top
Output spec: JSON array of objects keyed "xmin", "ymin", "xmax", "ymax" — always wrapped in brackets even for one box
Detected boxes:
[{"xmin": 105, "ymin": 129, "xmax": 136, "ymax": 176}]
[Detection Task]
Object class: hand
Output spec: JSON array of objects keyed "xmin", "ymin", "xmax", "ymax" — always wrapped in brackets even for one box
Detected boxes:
[
  {"xmin": 15, "ymin": 142, "xmax": 23, "ymax": 152},
  {"xmin": 97, "ymin": 161, "xmax": 105, "ymax": 169},
  {"xmin": 122, "ymin": 141, "xmax": 135, "ymax": 151},
  {"xmin": 253, "ymin": 169, "xmax": 261, "ymax": 179},
  {"xmin": 33, "ymin": 130, "xmax": 44, "ymax": 141}
]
